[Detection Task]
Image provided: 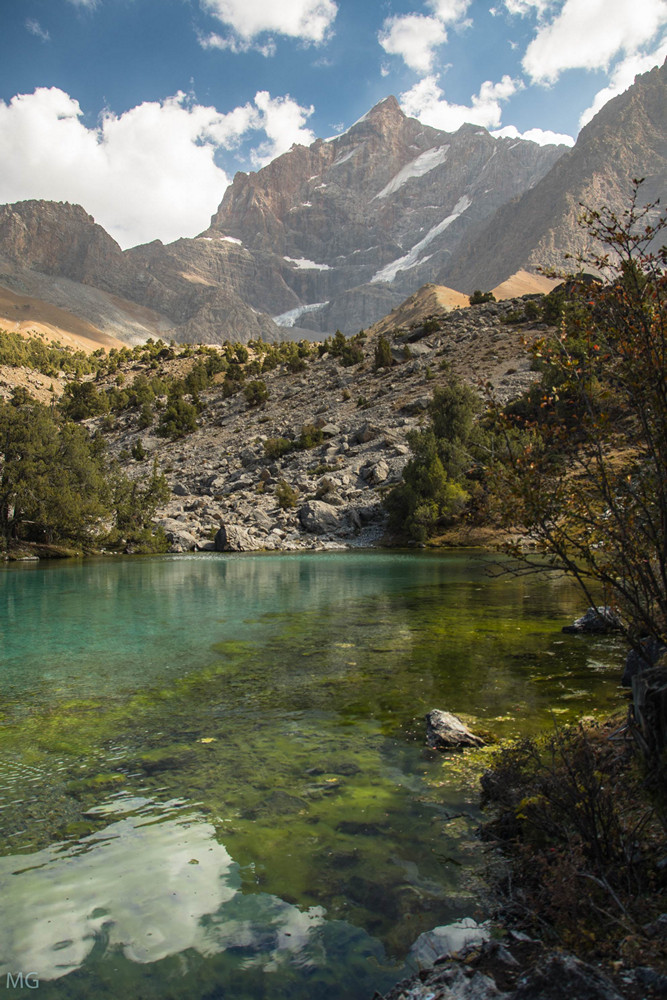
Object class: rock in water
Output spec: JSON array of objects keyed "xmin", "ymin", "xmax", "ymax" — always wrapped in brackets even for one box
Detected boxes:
[
  {"xmin": 561, "ymin": 606, "xmax": 621, "ymax": 634},
  {"xmin": 425, "ymin": 709, "xmax": 485, "ymax": 749}
]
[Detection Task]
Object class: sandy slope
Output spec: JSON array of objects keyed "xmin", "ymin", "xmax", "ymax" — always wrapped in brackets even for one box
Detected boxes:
[
  {"xmin": 490, "ymin": 269, "xmax": 560, "ymax": 300},
  {"xmin": 0, "ymin": 285, "xmax": 126, "ymax": 353}
]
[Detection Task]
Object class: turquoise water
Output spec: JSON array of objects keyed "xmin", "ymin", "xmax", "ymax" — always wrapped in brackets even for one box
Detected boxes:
[{"xmin": 0, "ymin": 552, "xmax": 627, "ymax": 998}]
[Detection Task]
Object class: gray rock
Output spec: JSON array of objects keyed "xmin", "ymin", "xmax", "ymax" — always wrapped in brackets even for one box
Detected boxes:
[
  {"xmin": 298, "ymin": 500, "xmax": 345, "ymax": 534},
  {"xmin": 408, "ymin": 919, "xmax": 490, "ymax": 971},
  {"xmin": 562, "ymin": 606, "xmax": 622, "ymax": 634},
  {"xmin": 214, "ymin": 523, "xmax": 260, "ymax": 552},
  {"xmin": 622, "ymin": 636, "xmax": 667, "ymax": 686},
  {"xmin": 513, "ymin": 953, "xmax": 624, "ymax": 1000},
  {"xmin": 426, "ymin": 709, "xmax": 485, "ymax": 749}
]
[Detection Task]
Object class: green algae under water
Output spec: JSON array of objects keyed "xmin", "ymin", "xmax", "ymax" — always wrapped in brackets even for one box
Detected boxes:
[{"xmin": 0, "ymin": 551, "xmax": 627, "ymax": 999}]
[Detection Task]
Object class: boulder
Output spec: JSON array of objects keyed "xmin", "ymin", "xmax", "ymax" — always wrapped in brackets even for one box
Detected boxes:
[
  {"xmin": 562, "ymin": 606, "xmax": 622, "ymax": 634},
  {"xmin": 622, "ymin": 636, "xmax": 667, "ymax": 686},
  {"xmin": 408, "ymin": 919, "xmax": 490, "ymax": 971},
  {"xmin": 214, "ymin": 523, "xmax": 260, "ymax": 552},
  {"xmin": 426, "ymin": 709, "xmax": 485, "ymax": 749},
  {"xmin": 159, "ymin": 518, "xmax": 199, "ymax": 552},
  {"xmin": 513, "ymin": 953, "xmax": 624, "ymax": 1000},
  {"xmin": 298, "ymin": 500, "xmax": 345, "ymax": 534}
]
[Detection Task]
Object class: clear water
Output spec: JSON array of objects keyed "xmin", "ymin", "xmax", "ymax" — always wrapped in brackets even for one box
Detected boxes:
[{"xmin": 0, "ymin": 552, "xmax": 627, "ymax": 998}]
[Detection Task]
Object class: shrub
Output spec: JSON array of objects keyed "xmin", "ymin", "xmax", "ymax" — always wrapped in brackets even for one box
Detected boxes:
[
  {"xmin": 297, "ymin": 424, "xmax": 324, "ymax": 449},
  {"xmin": 469, "ymin": 290, "xmax": 496, "ymax": 305},
  {"xmin": 374, "ymin": 335, "xmax": 393, "ymax": 370},
  {"xmin": 131, "ymin": 439, "xmax": 147, "ymax": 461},
  {"xmin": 243, "ymin": 380, "xmax": 269, "ymax": 407},
  {"xmin": 275, "ymin": 480, "xmax": 298, "ymax": 509},
  {"xmin": 264, "ymin": 437, "xmax": 293, "ymax": 460},
  {"xmin": 157, "ymin": 397, "xmax": 198, "ymax": 439}
]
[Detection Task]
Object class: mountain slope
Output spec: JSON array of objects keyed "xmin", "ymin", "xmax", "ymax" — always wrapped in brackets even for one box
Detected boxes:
[{"xmin": 439, "ymin": 59, "xmax": 667, "ymax": 292}]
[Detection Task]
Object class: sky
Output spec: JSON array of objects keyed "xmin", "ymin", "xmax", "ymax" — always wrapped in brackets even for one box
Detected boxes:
[{"xmin": 1, "ymin": 0, "xmax": 666, "ymax": 249}]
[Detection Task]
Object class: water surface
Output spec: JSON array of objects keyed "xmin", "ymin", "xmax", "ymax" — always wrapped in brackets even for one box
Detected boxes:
[{"xmin": 0, "ymin": 552, "xmax": 626, "ymax": 998}]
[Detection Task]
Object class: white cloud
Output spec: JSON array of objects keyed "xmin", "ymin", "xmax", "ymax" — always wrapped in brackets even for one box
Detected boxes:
[
  {"xmin": 491, "ymin": 123, "xmax": 574, "ymax": 145},
  {"xmin": 250, "ymin": 91, "xmax": 315, "ymax": 166},
  {"xmin": 66, "ymin": 0, "xmax": 99, "ymax": 7},
  {"xmin": 0, "ymin": 88, "xmax": 316, "ymax": 249},
  {"xmin": 378, "ymin": 14, "xmax": 448, "ymax": 74},
  {"xmin": 26, "ymin": 19, "xmax": 50, "ymax": 42},
  {"xmin": 522, "ymin": 0, "xmax": 667, "ymax": 83},
  {"xmin": 200, "ymin": 0, "xmax": 337, "ymax": 48},
  {"xmin": 400, "ymin": 73, "xmax": 521, "ymax": 131},
  {"xmin": 503, "ymin": 0, "xmax": 551, "ymax": 14},
  {"xmin": 427, "ymin": 0, "xmax": 472, "ymax": 22},
  {"xmin": 198, "ymin": 30, "xmax": 277, "ymax": 56},
  {"xmin": 578, "ymin": 39, "xmax": 667, "ymax": 127}
]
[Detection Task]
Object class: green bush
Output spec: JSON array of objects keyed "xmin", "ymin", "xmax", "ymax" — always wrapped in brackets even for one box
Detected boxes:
[
  {"xmin": 469, "ymin": 290, "xmax": 495, "ymax": 305},
  {"xmin": 157, "ymin": 397, "xmax": 198, "ymax": 439},
  {"xmin": 275, "ymin": 480, "xmax": 298, "ymax": 509},
  {"xmin": 243, "ymin": 380, "xmax": 270, "ymax": 407},
  {"xmin": 374, "ymin": 336, "xmax": 393, "ymax": 370},
  {"xmin": 264, "ymin": 437, "xmax": 293, "ymax": 460},
  {"xmin": 297, "ymin": 424, "xmax": 324, "ymax": 449}
]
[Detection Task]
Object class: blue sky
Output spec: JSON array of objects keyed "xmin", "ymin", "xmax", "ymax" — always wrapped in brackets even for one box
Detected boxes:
[{"xmin": 1, "ymin": 0, "xmax": 665, "ymax": 248}]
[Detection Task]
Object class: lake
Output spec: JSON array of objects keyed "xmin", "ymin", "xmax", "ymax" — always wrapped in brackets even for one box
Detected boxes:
[{"xmin": 0, "ymin": 551, "xmax": 626, "ymax": 998}]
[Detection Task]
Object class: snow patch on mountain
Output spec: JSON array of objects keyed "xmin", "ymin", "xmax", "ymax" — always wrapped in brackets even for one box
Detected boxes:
[
  {"xmin": 284, "ymin": 257, "xmax": 332, "ymax": 271},
  {"xmin": 370, "ymin": 195, "xmax": 472, "ymax": 284},
  {"xmin": 272, "ymin": 302, "xmax": 329, "ymax": 327},
  {"xmin": 374, "ymin": 146, "xmax": 449, "ymax": 201}
]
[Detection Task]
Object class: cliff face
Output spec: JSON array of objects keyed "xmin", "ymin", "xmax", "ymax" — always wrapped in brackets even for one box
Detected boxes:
[{"xmin": 439, "ymin": 59, "xmax": 667, "ymax": 292}]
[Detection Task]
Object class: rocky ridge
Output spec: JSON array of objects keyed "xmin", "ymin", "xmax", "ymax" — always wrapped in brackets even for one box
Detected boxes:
[
  {"xmin": 84, "ymin": 297, "xmax": 546, "ymax": 554},
  {"xmin": 440, "ymin": 59, "xmax": 667, "ymax": 292}
]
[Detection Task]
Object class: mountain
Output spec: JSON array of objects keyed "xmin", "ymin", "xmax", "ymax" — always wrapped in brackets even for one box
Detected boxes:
[
  {"xmin": 0, "ymin": 98, "xmax": 564, "ymax": 345},
  {"xmin": 439, "ymin": 59, "xmax": 667, "ymax": 292},
  {"xmin": 0, "ymin": 60, "xmax": 664, "ymax": 347},
  {"xmin": 199, "ymin": 95, "xmax": 564, "ymax": 333}
]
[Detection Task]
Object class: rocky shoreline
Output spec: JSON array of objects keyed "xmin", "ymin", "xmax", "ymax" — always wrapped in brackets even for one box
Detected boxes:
[{"xmin": 77, "ymin": 298, "xmax": 544, "ymax": 556}]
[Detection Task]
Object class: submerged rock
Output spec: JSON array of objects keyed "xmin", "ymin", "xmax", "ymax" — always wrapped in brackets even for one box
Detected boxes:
[{"xmin": 425, "ymin": 709, "xmax": 485, "ymax": 749}]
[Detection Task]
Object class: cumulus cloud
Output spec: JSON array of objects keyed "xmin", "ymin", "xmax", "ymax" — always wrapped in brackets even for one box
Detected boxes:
[
  {"xmin": 200, "ymin": 0, "xmax": 337, "ymax": 50},
  {"xmin": 0, "ymin": 88, "xmax": 315, "ymax": 249},
  {"xmin": 522, "ymin": 0, "xmax": 667, "ymax": 83},
  {"xmin": 378, "ymin": 0, "xmax": 473, "ymax": 73},
  {"xmin": 578, "ymin": 39, "xmax": 667, "ymax": 127},
  {"xmin": 378, "ymin": 14, "xmax": 448, "ymax": 74},
  {"xmin": 250, "ymin": 91, "xmax": 315, "ymax": 166},
  {"xmin": 400, "ymin": 73, "xmax": 521, "ymax": 131},
  {"xmin": 491, "ymin": 123, "xmax": 574, "ymax": 145},
  {"xmin": 427, "ymin": 0, "xmax": 471, "ymax": 22}
]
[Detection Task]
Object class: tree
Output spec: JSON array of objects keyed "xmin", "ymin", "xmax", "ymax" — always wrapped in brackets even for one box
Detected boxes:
[
  {"xmin": 492, "ymin": 182, "xmax": 667, "ymax": 654},
  {"xmin": 384, "ymin": 378, "xmax": 481, "ymax": 540},
  {"xmin": 374, "ymin": 335, "xmax": 393, "ymax": 370},
  {"xmin": 243, "ymin": 380, "xmax": 269, "ymax": 407},
  {"xmin": 0, "ymin": 400, "xmax": 111, "ymax": 545}
]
